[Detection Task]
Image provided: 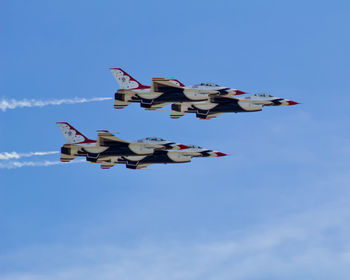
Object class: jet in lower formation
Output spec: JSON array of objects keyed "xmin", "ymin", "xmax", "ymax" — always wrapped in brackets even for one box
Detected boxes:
[
  {"xmin": 171, "ymin": 93, "xmax": 299, "ymax": 119},
  {"xmin": 57, "ymin": 122, "xmax": 226, "ymax": 169},
  {"xmin": 110, "ymin": 68, "xmax": 246, "ymax": 110}
]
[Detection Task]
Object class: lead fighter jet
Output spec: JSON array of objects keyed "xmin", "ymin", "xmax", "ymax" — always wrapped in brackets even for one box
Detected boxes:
[
  {"xmin": 57, "ymin": 122, "xmax": 189, "ymax": 163},
  {"xmin": 110, "ymin": 68, "xmax": 245, "ymax": 110},
  {"xmin": 57, "ymin": 122, "xmax": 226, "ymax": 169},
  {"xmin": 94, "ymin": 145, "xmax": 227, "ymax": 170},
  {"xmin": 171, "ymin": 93, "xmax": 299, "ymax": 119}
]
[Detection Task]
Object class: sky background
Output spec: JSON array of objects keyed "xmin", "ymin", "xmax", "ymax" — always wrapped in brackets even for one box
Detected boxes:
[{"xmin": 1, "ymin": 0, "xmax": 350, "ymax": 279}]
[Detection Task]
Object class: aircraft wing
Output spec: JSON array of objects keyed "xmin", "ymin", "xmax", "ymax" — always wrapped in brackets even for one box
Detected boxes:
[
  {"xmin": 207, "ymin": 88, "xmax": 230, "ymax": 97},
  {"xmin": 144, "ymin": 102, "xmax": 170, "ymax": 111},
  {"xmin": 210, "ymin": 96, "xmax": 238, "ymax": 103},
  {"xmin": 100, "ymin": 162, "xmax": 117, "ymax": 169},
  {"xmin": 124, "ymin": 160, "xmax": 153, "ymax": 169},
  {"xmin": 204, "ymin": 112, "xmax": 223, "ymax": 120},
  {"xmin": 135, "ymin": 163, "xmax": 152, "ymax": 169},
  {"xmin": 97, "ymin": 131, "xmax": 130, "ymax": 147},
  {"xmin": 151, "ymin": 77, "xmax": 184, "ymax": 93},
  {"xmin": 97, "ymin": 155, "xmax": 121, "ymax": 169}
]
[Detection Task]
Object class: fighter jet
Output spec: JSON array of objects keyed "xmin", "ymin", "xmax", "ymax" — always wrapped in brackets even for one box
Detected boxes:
[
  {"xmin": 95, "ymin": 144, "xmax": 227, "ymax": 169},
  {"xmin": 56, "ymin": 122, "xmax": 189, "ymax": 163},
  {"xmin": 110, "ymin": 68, "xmax": 246, "ymax": 110},
  {"xmin": 170, "ymin": 93, "xmax": 299, "ymax": 119}
]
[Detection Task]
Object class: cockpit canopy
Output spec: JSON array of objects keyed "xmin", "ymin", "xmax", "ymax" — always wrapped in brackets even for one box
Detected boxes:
[
  {"xmin": 145, "ymin": 137, "xmax": 166, "ymax": 142},
  {"xmin": 253, "ymin": 93, "xmax": 273, "ymax": 97},
  {"xmin": 188, "ymin": 144, "xmax": 202, "ymax": 149},
  {"xmin": 194, "ymin": 82, "xmax": 221, "ymax": 87}
]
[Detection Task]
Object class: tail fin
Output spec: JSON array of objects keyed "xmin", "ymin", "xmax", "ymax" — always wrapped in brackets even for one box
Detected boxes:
[
  {"xmin": 110, "ymin": 68, "xmax": 149, "ymax": 90},
  {"xmin": 56, "ymin": 122, "xmax": 96, "ymax": 144}
]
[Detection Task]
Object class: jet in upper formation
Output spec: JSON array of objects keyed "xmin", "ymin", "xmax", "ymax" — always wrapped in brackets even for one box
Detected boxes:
[
  {"xmin": 171, "ymin": 93, "xmax": 299, "ymax": 119},
  {"xmin": 110, "ymin": 68, "xmax": 299, "ymax": 119},
  {"xmin": 57, "ymin": 122, "xmax": 226, "ymax": 169},
  {"xmin": 110, "ymin": 68, "xmax": 246, "ymax": 110}
]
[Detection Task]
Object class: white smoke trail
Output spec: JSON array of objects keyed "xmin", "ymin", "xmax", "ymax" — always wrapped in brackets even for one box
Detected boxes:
[
  {"xmin": 0, "ymin": 97, "xmax": 113, "ymax": 112},
  {"xmin": 0, "ymin": 151, "xmax": 59, "ymax": 160},
  {"xmin": 0, "ymin": 159, "xmax": 85, "ymax": 169}
]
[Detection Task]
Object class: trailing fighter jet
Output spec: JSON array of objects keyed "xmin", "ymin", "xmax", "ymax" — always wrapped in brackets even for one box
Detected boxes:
[
  {"xmin": 95, "ymin": 144, "xmax": 227, "ymax": 170},
  {"xmin": 170, "ymin": 93, "xmax": 299, "ymax": 119},
  {"xmin": 110, "ymin": 68, "xmax": 246, "ymax": 110},
  {"xmin": 56, "ymin": 122, "xmax": 189, "ymax": 163}
]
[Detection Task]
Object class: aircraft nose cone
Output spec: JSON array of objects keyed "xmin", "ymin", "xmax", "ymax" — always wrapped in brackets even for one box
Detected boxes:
[
  {"xmin": 216, "ymin": 152, "xmax": 227, "ymax": 157},
  {"xmin": 287, "ymin": 100, "xmax": 299, "ymax": 105},
  {"xmin": 178, "ymin": 144, "xmax": 190, "ymax": 150},
  {"xmin": 235, "ymin": 90, "xmax": 246, "ymax": 95}
]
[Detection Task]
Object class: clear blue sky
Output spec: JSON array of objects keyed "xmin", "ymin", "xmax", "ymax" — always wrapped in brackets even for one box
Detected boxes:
[{"xmin": 1, "ymin": 0, "xmax": 350, "ymax": 279}]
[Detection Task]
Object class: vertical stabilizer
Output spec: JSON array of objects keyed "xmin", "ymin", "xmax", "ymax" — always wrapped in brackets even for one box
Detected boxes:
[
  {"xmin": 56, "ymin": 122, "xmax": 96, "ymax": 144},
  {"xmin": 110, "ymin": 68, "xmax": 149, "ymax": 90}
]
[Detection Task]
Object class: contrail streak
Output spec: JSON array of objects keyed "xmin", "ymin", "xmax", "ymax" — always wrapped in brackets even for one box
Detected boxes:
[
  {"xmin": 0, "ymin": 151, "xmax": 59, "ymax": 160},
  {"xmin": 0, "ymin": 159, "xmax": 85, "ymax": 169},
  {"xmin": 0, "ymin": 97, "xmax": 113, "ymax": 112}
]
